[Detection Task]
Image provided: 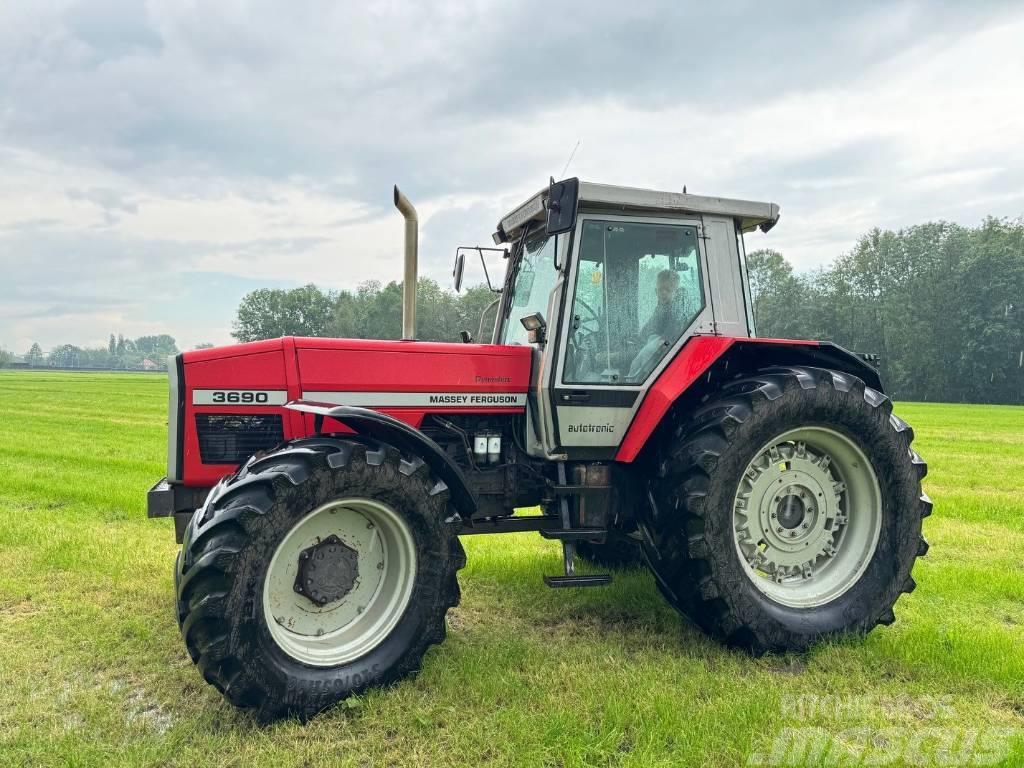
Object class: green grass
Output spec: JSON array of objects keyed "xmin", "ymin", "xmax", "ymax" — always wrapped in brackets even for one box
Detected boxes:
[{"xmin": 0, "ymin": 372, "xmax": 1022, "ymax": 767}]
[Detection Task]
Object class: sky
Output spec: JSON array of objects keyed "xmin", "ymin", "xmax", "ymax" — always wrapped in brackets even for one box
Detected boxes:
[{"xmin": 1, "ymin": 0, "xmax": 1023, "ymax": 352}]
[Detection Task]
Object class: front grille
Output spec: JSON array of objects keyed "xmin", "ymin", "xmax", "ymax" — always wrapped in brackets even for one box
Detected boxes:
[{"xmin": 195, "ymin": 414, "xmax": 284, "ymax": 464}]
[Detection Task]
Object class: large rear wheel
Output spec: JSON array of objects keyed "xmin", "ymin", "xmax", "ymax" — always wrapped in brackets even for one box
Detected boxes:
[
  {"xmin": 641, "ymin": 366, "xmax": 930, "ymax": 653},
  {"xmin": 176, "ymin": 438, "xmax": 465, "ymax": 721}
]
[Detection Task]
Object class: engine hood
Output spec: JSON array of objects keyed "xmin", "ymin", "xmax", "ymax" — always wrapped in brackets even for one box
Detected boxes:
[
  {"xmin": 176, "ymin": 337, "xmax": 533, "ymax": 486},
  {"xmin": 290, "ymin": 337, "xmax": 532, "ymax": 407}
]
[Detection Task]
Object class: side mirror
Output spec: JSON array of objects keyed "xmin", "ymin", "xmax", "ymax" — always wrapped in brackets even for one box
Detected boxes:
[
  {"xmin": 520, "ymin": 312, "xmax": 547, "ymax": 345},
  {"xmin": 545, "ymin": 177, "xmax": 580, "ymax": 236},
  {"xmin": 453, "ymin": 251, "xmax": 465, "ymax": 292}
]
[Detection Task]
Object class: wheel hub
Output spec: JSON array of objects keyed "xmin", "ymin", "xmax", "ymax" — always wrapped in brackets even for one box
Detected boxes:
[
  {"xmin": 736, "ymin": 444, "xmax": 841, "ymax": 576},
  {"xmin": 294, "ymin": 534, "xmax": 359, "ymax": 606},
  {"xmin": 776, "ymin": 493, "xmax": 807, "ymax": 529},
  {"xmin": 732, "ymin": 428, "xmax": 881, "ymax": 608}
]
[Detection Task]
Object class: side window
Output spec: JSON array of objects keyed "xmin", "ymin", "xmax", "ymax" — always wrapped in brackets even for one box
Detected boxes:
[
  {"xmin": 500, "ymin": 233, "xmax": 558, "ymax": 345},
  {"xmin": 564, "ymin": 220, "xmax": 704, "ymax": 384}
]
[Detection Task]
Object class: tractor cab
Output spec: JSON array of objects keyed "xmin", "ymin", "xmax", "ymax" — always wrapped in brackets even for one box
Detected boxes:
[{"xmin": 476, "ymin": 179, "xmax": 779, "ymax": 461}]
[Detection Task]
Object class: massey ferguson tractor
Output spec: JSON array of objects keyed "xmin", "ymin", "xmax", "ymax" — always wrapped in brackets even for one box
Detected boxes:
[{"xmin": 148, "ymin": 179, "xmax": 930, "ymax": 721}]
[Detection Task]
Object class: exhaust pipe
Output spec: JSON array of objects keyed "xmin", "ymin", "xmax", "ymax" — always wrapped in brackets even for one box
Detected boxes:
[{"xmin": 394, "ymin": 185, "xmax": 418, "ymax": 340}]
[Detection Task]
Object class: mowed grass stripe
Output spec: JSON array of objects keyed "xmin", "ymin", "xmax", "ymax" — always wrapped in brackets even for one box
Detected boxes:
[{"xmin": 0, "ymin": 371, "xmax": 1021, "ymax": 767}]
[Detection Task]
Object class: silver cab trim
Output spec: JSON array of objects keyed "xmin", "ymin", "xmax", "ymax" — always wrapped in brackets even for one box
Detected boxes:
[
  {"xmin": 497, "ymin": 180, "xmax": 780, "ymax": 241},
  {"xmin": 167, "ymin": 353, "xmax": 181, "ymax": 482}
]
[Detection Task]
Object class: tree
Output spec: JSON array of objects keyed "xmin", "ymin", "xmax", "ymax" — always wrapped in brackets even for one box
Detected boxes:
[
  {"xmin": 26, "ymin": 343, "xmax": 43, "ymax": 366},
  {"xmin": 0, "ymin": 348, "xmax": 12, "ymax": 368},
  {"xmin": 232, "ymin": 284, "xmax": 336, "ymax": 342},
  {"xmin": 746, "ymin": 249, "xmax": 812, "ymax": 340},
  {"xmin": 49, "ymin": 344, "xmax": 82, "ymax": 367},
  {"xmin": 358, "ymin": 281, "xmax": 403, "ymax": 340},
  {"xmin": 459, "ymin": 285, "xmax": 503, "ymax": 341},
  {"xmin": 134, "ymin": 334, "xmax": 179, "ymax": 362},
  {"xmin": 324, "ymin": 279, "xmax": 497, "ymax": 342}
]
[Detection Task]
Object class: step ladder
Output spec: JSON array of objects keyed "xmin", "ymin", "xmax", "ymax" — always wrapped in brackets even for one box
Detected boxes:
[{"xmin": 542, "ymin": 463, "xmax": 612, "ymax": 588}]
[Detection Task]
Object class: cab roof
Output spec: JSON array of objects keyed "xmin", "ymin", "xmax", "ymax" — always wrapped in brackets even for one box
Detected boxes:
[{"xmin": 494, "ymin": 180, "xmax": 780, "ymax": 243}]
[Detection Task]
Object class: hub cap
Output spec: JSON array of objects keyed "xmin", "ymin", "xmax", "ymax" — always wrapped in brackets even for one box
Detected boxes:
[
  {"xmin": 732, "ymin": 427, "xmax": 882, "ymax": 608},
  {"xmin": 294, "ymin": 535, "xmax": 360, "ymax": 606},
  {"xmin": 263, "ymin": 498, "xmax": 416, "ymax": 666}
]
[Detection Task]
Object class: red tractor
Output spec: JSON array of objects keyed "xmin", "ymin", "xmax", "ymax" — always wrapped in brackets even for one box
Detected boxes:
[{"xmin": 149, "ymin": 179, "xmax": 930, "ymax": 721}]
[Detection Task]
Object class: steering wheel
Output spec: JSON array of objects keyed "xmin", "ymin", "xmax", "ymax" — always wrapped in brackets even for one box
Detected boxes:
[
  {"xmin": 572, "ymin": 299, "xmax": 601, "ymax": 335},
  {"xmin": 565, "ymin": 299, "xmax": 602, "ymax": 380}
]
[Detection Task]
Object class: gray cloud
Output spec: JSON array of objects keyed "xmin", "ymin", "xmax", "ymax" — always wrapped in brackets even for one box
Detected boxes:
[
  {"xmin": 3, "ymin": 1, "xmax": 1015, "ymax": 195},
  {"xmin": 1, "ymin": 1, "xmax": 1022, "ymax": 351},
  {"xmin": 65, "ymin": 187, "xmax": 139, "ymax": 226}
]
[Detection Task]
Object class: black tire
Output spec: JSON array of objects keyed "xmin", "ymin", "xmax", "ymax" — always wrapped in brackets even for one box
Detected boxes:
[
  {"xmin": 641, "ymin": 365, "xmax": 930, "ymax": 653},
  {"xmin": 175, "ymin": 438, "xmax": 465, "ymax": 722},
  {"xmin": 576, "ymin": 531, "xmax": 644, "ymax": 569}
]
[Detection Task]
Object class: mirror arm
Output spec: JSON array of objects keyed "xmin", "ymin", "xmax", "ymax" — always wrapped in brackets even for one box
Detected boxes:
[
  {"xmin": 475, "ymin": 247, "xmax": 503, "ymax": 294},
  {"xmin": 455, "ymin": 246, "xmax": 506, "ymax": 293}
]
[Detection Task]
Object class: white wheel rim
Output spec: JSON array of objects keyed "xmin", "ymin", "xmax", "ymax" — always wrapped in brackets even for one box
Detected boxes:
[
  {"xmin": 732, "ymin": 427, "xmax": 882, "ymax": 608},
  {"xmin": 263, "ymin": 498, "xmax": 417, "ymax": 666}
]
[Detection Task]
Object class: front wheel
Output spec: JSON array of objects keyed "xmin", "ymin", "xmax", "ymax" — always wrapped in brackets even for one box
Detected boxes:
[
  {"xmin": 642, "ymin": 366, "xmax": 931, "ymax": 653},
  {"xmin": 176, "ymin": 438, "xmax": 465, "ymax": 721}
]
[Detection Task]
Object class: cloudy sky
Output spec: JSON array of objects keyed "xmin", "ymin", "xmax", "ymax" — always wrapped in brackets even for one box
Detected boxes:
[{"xmin": 1, "ymin": 1, "xmax": 1022, "ymax": 352}]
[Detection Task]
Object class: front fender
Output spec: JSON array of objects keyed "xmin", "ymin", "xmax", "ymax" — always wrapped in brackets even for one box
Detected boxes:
[{"xmin": 285, "ymin": 400, "xmax": 477, "ymax": 518}]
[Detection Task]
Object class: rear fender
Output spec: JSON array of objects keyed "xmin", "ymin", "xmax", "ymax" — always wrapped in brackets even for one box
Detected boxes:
[
  {"xmin": 615, "ymin": 337, "xmax": 883, "ymax": 462},
  {"xmin": 285, "ymin": 401, "xmax": 477, "ymax": 518}
]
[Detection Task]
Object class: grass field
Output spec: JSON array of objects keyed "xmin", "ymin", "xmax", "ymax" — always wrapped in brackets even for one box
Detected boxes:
[{"xmin": 0, "ymin": 371, "xmax": 1022, "ymax": 767}]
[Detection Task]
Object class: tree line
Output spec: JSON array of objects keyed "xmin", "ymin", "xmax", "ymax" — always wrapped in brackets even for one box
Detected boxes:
[
  {"xmin": 9, "ymin": 216, "xmax": 1015, "ymax": 404},
  {"xmin": 747, "ymin": 216, "xmax": 1023, "ymax": 404},
  {"xmin": 232, "ymin": 279, "xmax": 502, "ymax": 344},
  {"xmin": 0, "ymin": 334, "xmax": 187, "ymax": 370}
]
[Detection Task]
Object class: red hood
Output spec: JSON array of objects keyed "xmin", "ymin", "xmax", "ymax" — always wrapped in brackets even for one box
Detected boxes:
[{"xmin": 178, "ymin": 337, "xmax": 532, "ymax": 485}]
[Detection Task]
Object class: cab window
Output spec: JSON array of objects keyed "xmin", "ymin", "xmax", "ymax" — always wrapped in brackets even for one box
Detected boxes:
[
  {"xmin": 500, "ymin": 233, "xmax": 559, "ymax": 345},
  {"xmin": 564, "ymin": 220, "xmax": 703, "ymax": 384}
]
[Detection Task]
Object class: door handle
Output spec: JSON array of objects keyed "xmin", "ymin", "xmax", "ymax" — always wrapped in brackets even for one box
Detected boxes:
[{"xmin": 561, "ymin": 391, "xmax": 591, "ymax": 404}]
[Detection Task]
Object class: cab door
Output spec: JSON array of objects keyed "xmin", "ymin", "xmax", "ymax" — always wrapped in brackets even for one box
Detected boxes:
[{"xmin": 551, "ymin": 215, "xmax": 713, "ymax": 459}]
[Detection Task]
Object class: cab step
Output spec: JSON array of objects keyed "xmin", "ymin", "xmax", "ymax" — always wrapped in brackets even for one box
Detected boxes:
[
  {"xmin": 542, "ymin": 463, "xmax": 612, "ymax": 588},
  {"xmin": 543, "ymin": 574, "xmax": 613, "ymax": 588},
  {"xmin": 539, "ymin": 527, "xmax": 607, "ymax": 543}
]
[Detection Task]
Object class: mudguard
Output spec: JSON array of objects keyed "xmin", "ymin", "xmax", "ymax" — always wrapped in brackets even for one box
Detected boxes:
[
  {"xmin": 285, "ymin": 400, "xmax": 477, "ymax": 518},
  {"xmin": 615, "ymin": 337, "xmax": 884, "ymax": 462}
]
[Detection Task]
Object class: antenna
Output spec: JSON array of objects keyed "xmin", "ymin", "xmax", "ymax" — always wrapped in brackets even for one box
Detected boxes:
[{"xmin": 558, "ymin": 139, "xmax": 581, "ymax": 179}]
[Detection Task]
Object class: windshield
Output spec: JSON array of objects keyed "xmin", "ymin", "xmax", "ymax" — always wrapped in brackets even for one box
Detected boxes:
[{"xmin": 499, "ymin": 232, "xmax": 559, "ymax": 345}]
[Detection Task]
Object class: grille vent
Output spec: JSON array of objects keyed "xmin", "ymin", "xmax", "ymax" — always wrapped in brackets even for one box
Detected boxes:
[{"xmin": 195, "ymin": 414, "xmax": 284, "ymax": 464}]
